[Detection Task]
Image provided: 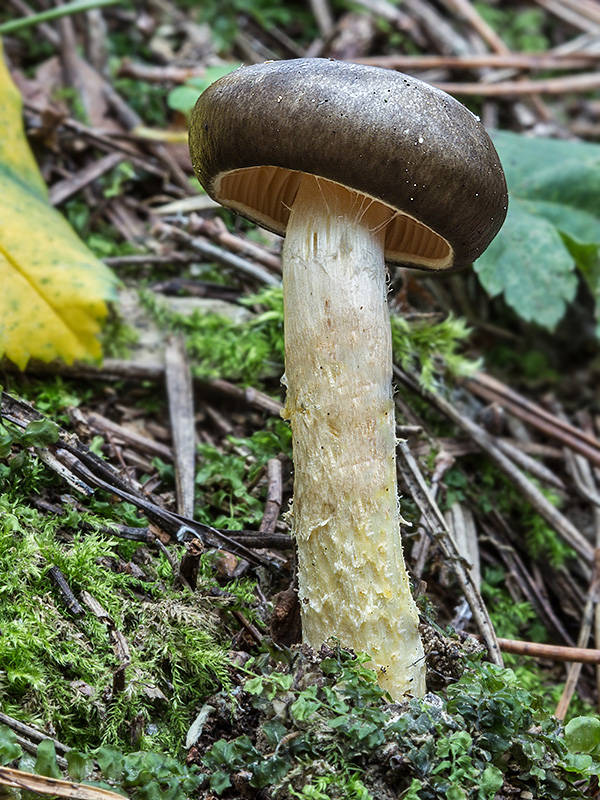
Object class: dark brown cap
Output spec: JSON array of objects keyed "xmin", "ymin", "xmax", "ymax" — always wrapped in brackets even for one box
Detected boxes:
[{"xmin": 189, "ymin": 58, "xmax": 507, "ymax": 270}]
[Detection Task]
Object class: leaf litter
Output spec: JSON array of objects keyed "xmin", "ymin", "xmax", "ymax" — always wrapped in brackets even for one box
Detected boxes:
[{"xmin": 2, "ymin": 0, "xmax": 600, "ymax": 798}]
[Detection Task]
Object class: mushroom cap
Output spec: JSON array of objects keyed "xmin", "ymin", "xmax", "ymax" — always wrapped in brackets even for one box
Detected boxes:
[{"xmin": 189, "ymin": 58, "xmax": 507, "ymax": 270}]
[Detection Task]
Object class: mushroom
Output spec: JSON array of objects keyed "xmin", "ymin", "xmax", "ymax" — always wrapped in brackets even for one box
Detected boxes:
[{"xmin": 189, "ymin": 58, "xmax": 507, "ymax": 699}]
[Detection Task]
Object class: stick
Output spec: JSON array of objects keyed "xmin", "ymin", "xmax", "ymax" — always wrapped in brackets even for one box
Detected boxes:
[
  {"xmin": 467, "ymin": 371, "xmax": 600, "ymax": 468},
  {"xmin": 165, "ymin": 336, "xmax": 196, "ymax": 518},
  {"xmin": 47, "ymin": 566, "xmax": 84, "ymax": 617},
  {"xmin": 0, "ymin": 0, "xmax": 118, "ymax": 33},
  {"xmin": 395, "ymin": 367, "xmax": 594, "ymax": 566},
  {"xmin": 492, "ymin": 638, "xmax": 600, "ymax": 665},
  {"xmin": 157, "ymin": 223, "xmax": 281, "ymax": 287},
  {"xmin": 259, "ymin": 458, "xmax": 283, "ymax": 535},
  {"xmin": 434, "ymin": 72, "xmax": 600, "ymax": 95},
  {"xmin": 354, "ymin": 53, "xmax": 600, "ymax": 70},
  {"xmin": 397, "ymin": 441, "xmax": 503, "ymax": 666},
  {"xmin": 49, "ymin": 152, "xmax": 124, "ymax": 206},
  {"xmin": 0, "ymin": 766, "xmax": 125, "ymax": 800}
]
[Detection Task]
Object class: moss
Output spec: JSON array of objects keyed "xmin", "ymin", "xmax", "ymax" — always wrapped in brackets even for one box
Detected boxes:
[
  {"xmin": 141, "ymin": 286, "xmax": 477, "ymax": 391},
  {"xmin": 0, "ymin": 484, "xmax": 231, "ymax": 754}
]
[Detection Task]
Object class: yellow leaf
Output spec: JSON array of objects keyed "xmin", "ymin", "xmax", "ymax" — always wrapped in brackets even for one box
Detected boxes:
[{"xmin": 0, "ymin": 40, "xmax": 117, "ymax": 369}]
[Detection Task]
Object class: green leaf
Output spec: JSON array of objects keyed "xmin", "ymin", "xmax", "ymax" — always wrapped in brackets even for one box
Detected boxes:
[
  {"xmin": 0, "ymin": 725, "xmax": 23, "ymax": 765},
  {"xmin": 475, "ymin": 196, "xmax": 577, "ymax": 329},
  {"xmin": 210, "ymin": 770, "xmax": 232, "ymax": 794},
  {"xmin": 249, "ymin": 755, "xmax": 288, "ymax": 788},
  {"xmin": 20, "ymin": 418, "xmax": 60, "ymax": 447},
  {"xmin": 167, "ymin": 64, "xmax": 240, "ymax": 115},
  {"xmin": 66, "ymin": 750, "xmax": 93, "ymax": 781},
  {"xmin": 244, "ymin": 676, "xmax": 265, "ymax": 695},
  {"xmin": 95, "ymin": 746, "xmax": 125, "ymax": 780},
  {"xmin": 262, "ymin": 720, "xmax": 288, "ymax": 747},
  {"xmin": 402, "ymin": 779, "xmax": 423, "ymax": 800},
  {"xmin": 477, "ymin": 130, "xmax": 600, "ymax": 330},
  {"xmin": 167, "ymin": 86, "xmax": 204, "ymax": 115},
  {"xmin": 0, "ymin": 424, "xmax": 12, "ymax": 458},
  {"xmin": 34, "ymin": 739, "xmax": 61, "ymax": 778},
  {"xmin": 479, "ymin": 764, "xmax": 503, "ymax": 798},
  {"xmin": 291, "ymin": 688, "xmax": 321, "ymax": 722},
  {"xmin": 564, "ymin": 716, "xmax": 600, "ymax": 754}
]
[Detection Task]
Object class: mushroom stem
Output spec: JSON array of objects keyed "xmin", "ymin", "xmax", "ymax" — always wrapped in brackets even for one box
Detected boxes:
[{"xmin": 282, "ymin": 174, "xmax": 426, "ymax": 699}]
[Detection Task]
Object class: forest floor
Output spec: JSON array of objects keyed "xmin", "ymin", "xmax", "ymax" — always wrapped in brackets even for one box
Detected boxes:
[{"xmin": 1, "ymin": 0, "xmax": 600, "ymax": 798}]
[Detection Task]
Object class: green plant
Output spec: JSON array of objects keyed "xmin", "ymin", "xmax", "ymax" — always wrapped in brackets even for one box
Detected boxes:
[
  {"xmin": 0, "ymin": 726, "xmax": 204, "ymax": 799},
  {"xmin": 194, "ymin": 643, "xmax": 599, "ymax": 798},
  {"xmin": 0, "ymin": 456, "xmax": 231, "ymax": 754},
  {"xmin": 186, "ymin": 0, "xmax": 316, "ymax": 51},
  {"xmin": 142, "ymin": 286, "xmax": 477, "ymax": 391},
  {"xmin": 477, "ymin": 131, "xmax": 600, "ymax": 332},
  {"xmin": 167, "ymin": 64, "xmax": 240, "ymax": 117},
  {"xmin": 195, "ymin": 420, "xmax": 291, "ymax": 530},
  {"xmin": 474, "ymin": 3, "xmax": 549, "ymax": 51}
]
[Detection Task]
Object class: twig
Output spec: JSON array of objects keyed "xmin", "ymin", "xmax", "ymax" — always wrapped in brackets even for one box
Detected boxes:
[
  {"xmin": 467, "ymin": 371, "xmax": 600, "ymax": 468},
  {"xmin": 157, "ymin": 223, "xmax": 281, "ymax": 286},
  {"xmin": 205, "ymin": 378, "xmax": 283, "ymax": 416},
  {"xmin": 220, "ymin": 530, "xmax": 292, "ymax": 549},
  {"xmin": 36, "ymin": 448, "xmax": 94, "ymax": 496},
  {"xmin": 0, "ymin": 0, "xmax": 118, "ymax": 33},
  {"xmin": 6, "ymin": 0, "xmax": 60, "ymax": 44},
  {"xmin": 6, "ymin": 358, "xmax": 284, "ymax": 416},
  {"xmin": 23, "ymin": 102, "xmax": 168, "ymax": 181},
  {"xmin": 80, "ymin": 591, "xmax": 131, "ymax": 695},
  {"xmin": 73, "ymin": 408, "xmax": 173, "ymax": 461},
  {"xmin": 555, "ymin": 445, "xmax": 600, "ymax": 720},
  {"xmin": 532, "ymin": 0, "xmax": 600, "ymax": 32},
  {"xmin": 436, "ymin": 0, "xmax": 511, "ymax": 54},
  {"xmin": 482, "ymin": 517, "xmax": 574, "ymax": 645},
  {"xmin": 308, "ymin": 0, "xmax": 335, "ymax": 37},
  {"xmin": 47, "ymin": 566, "xmax": 84, "ymax": 617},
  {"xmin": 151, "ymin": 278, "xmax": 242, "ymax": 303},
  {"xmin": 104, "ymin": 254, "xmax": 200, "ymax": 267},
  {"xmin": 165, "ymin": 336, "xmax": 196, "ymax": 518},
  {"xmin": 0, "ymin": 766, "xmax": 125, "ymax": 799},
  {"xmin": 554, "ymin": 554, "xmax": 600, "ymax": 719},
  {"xmin": 2, "ymin": 392, "xmax": 280, "ymax": 570},
  {"xmin": 191, "ymin": 217, "xmax": 282, "ymax": 274},
  {"xmin": 1, "ymin": 738, "xmax": 67, "ymax": 768},
  {"xmin": 178, "ymin": 538, "xmax": 204, "ymax": 590},
  {"xmin": 397, "ymin": 440, "xmax": 502, "ymax": 666},
  {"xmin": 0, "ymin": 713, "xmax": 70, "ymax": 754},
  {"xmin": 488, "ymin": 638, "xmax": 600, "ymax": 665},
  {"xmin": 346, "ymin": 0, "xmax": 416, "ymax": 35},
  {"xmin": 118, "ymin": 59, "xmax": 219, "ymax": 84},
  {"xmin": 401, "ymin": 0, "xmax": 471, "ymax": 54},
  {"xmin": 49, "ymin": 152, "xmax": 124, "ymax": 206},
  {"xmin": 232, "ymin": 609, "xmax": 264, "ymax": 645},
  {"xmin": 446, "ymin": 502, "xmax": 481, "ymax": 589},
  {"xmin": 56, "ymin": 446, "xmax": 280, "ymax": 569},
  {"xmin": 259, "ymin": 458, "xmax": 283, "ymax": 535},
  {"xmin": 433, "ymin": 72, "xmax": 600, "ymax": 95},
  {"xmin": 396, "ymin": 367, "xmax": 594, "ymax": 566},
  {"xmin": 354, "ymin": 53, "xmax": 600, "ymax": 70},
  {"xmin": 34, "ymin": 497, "xmax": 155, "ymax": 543},
  {"xmin": 494, "ymin": 437, "xmax": 565, "ymax": 490}
]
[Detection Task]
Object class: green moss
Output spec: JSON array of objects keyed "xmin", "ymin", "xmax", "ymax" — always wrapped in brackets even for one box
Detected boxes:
[
  {"xmin": 142, "ymin": 286, "xmax": 477, "ymax": 391},
  {"xmin": 0, "ymin": 482, "xmax": 230, "ymax": 754}
]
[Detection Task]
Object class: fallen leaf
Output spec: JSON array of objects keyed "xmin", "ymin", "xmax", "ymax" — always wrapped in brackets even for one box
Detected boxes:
[{"xmin": 0, "ymin": 41, "xmax": 117, "ymax": 369}]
